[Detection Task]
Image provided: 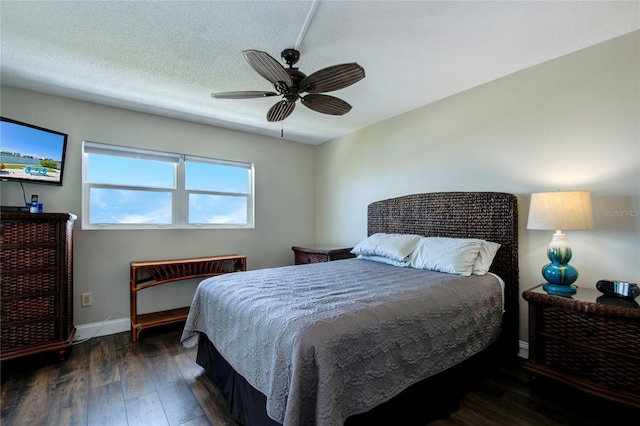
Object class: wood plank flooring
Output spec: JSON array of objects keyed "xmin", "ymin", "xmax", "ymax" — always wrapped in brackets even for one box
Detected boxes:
[{"xmin": 2, "ymin": 324, "xmax": 639, "ymax": 425}]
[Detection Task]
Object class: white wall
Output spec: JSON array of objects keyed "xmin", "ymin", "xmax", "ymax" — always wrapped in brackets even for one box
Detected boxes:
[
  {"xmin": 315, "ymin": 32, "xmax": 640, "ymax": 342},
  {"xmin": 1, "ymin": 87, "xmax": 317, "ymax": 326}
]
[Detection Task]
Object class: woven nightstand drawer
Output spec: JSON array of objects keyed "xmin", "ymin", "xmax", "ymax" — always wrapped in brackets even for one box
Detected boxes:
[
  {"xmin": 540, "ymin": 305, "xmax": 640, "ymax": 355},
  {"xmin": 541, "ymin": 338, "xmax": 640, "ymax": 395},
  {"xmin": 295, "ymin": 252, "xmax": 328, "ymax": 264}
]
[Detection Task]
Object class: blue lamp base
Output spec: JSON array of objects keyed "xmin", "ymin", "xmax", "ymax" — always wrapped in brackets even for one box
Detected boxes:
[
  {"xmin": 541, "ymin": 231, "xmax": 579, "ymax": 296},
  {"xmin": 542, "ymin": 262, "xmax": 579, "ymax": 285},
  {"xmin": 543, "ymin": 282, "xmax": 577, "ymax": 296},
  {"xmin": 542, "ymin": 263, "xmax": 578, "ymax": 296}
]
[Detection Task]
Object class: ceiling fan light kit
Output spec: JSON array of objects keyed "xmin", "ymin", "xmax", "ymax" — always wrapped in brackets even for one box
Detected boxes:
[{"xmin": 212, "ymin": 48, "xmax": 365, "ymax": 122}]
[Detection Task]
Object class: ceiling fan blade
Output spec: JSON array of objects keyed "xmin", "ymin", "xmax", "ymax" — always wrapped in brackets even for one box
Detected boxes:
[
  {"xmin": 243, "ymin": 50, "xmax": 293, "ymax": 87},
  {"xmin": 300, "ymin": 63, "xmax": 365, "ymax": 93},
  {"xmin": 212, "ymin": 91, "xmax": 278, "ymax": 99},
  {"xmin": 267, "ymin": 100, "xmax": 296, "ymax": 122},
  {"xmin": 301, "ymin": 94, "xmax": 352, "ymax": 115}
]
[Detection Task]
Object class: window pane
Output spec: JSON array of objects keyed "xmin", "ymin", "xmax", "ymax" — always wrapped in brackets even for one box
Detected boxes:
[
  {"xmin": 87, "ymin": 154, "xmax": 176, "ymax": 188},
  {"xmin": 189, "ymin": 194, "xmax": 247, "ymax": 224},
  {"xmin": 90, "ymin": 188, "xmax": 172, "ymax": 224},
  {"xmin": 185, "ymin": 161, "xmax": 249, "ymax": 193}
]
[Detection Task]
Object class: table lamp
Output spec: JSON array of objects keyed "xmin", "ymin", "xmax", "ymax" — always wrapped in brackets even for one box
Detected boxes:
[{"xmin": 527, "ymin": 191, "xmax": 594, "ymax": 296}]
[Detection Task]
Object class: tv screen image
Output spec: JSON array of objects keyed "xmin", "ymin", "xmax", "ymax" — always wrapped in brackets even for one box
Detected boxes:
[{"xmin": 1, "ymin": 117, "xmax": 68, "ymax": 186}]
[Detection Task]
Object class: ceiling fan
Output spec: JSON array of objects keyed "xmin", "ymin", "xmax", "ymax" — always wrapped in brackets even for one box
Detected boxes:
[{"xmin": 212, "ymin": 49, "xmax": 365, "ymax": 122}]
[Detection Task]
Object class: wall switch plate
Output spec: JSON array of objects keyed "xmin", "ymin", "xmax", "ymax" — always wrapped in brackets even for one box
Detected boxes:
[{"xmin": 81, "ymin": 293, "xmax": 93, "ymax": 307}]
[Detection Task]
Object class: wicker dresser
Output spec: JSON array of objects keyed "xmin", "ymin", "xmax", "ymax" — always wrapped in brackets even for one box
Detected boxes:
[
  {"xmin": 1, "ymin": 212, "xmax": 76, "ymax": 362},
  {"xmin": 523, "ymin": 284, "xmax": 640, "ymax": 409},
  {"xmin": 292, "ymin": 245, "xmax": 355, "ymax": 265}
]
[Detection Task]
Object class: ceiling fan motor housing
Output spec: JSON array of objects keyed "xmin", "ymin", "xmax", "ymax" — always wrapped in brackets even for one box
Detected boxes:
[{"xmin": 281, "ymin": 48, "xmax": 300, "ymax": 66}]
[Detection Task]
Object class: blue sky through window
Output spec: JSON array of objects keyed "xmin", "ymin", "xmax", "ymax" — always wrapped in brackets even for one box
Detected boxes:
[
  {"xmin": 90, "ymin": 188, "xmax": 172, "ymax": 224},
  {"xmin": 189, "ymin": 194, "xmax": 247, "ymax": 224},
  {"xmin": 85, "ymin": 149, "xmax": 251, "ymax": 226}
]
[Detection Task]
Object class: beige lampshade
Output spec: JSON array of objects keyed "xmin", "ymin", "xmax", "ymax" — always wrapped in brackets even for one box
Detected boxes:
[{"xmin": 527, "ymin": 191, "xmax": 594, "ymax": 230}]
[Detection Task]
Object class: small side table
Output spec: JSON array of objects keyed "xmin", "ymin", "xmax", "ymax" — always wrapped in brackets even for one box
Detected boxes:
[
  {"xmin": 523, "ymin": 284, "xmax": 640, "ymax": 409},
  {"xmin": 292, "ymin": 245, "xmax": 355, "ymax": 265},
  {"xmin": 130, "ymin": 255, "xmax": 246, "ymax": 341}
]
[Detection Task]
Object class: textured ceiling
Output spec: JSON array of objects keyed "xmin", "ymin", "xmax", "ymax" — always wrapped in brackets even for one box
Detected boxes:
[{"xmin": 1, "ymin": 1, "xmax": 639, "ymax": 145}]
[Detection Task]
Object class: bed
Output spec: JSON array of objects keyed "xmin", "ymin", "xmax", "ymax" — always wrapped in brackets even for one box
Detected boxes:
[{"xmin": 181, "ymin": 191, "xmax": 519, "ymax": 426}]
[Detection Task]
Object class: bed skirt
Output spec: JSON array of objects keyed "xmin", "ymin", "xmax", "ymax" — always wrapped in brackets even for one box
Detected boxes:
[{"xmin": 196, "ymin": 332, "xmax": 281, "ymax": 426}]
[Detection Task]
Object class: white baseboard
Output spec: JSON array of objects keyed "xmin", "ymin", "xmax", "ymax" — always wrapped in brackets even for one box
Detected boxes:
[
  {"xmin": 74, "ymin": 317, "xmax": 130, "ymax": 342},
  {"xmin": 518, "ymin": 340, "xmax": 529, "ymax": 359}
]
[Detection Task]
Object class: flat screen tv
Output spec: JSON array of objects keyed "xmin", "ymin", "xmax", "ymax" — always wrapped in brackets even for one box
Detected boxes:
[{"xmin": 1, "ymin": 117, "xmax": 68, "ymax": 186}]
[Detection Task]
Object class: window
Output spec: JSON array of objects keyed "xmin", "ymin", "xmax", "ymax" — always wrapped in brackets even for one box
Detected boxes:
[{"xmin": 82, "ymin": 141, "xmax": 254, "ymax": 229}]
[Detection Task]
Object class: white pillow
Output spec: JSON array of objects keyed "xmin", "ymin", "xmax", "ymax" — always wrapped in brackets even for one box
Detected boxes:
[
  {"xmin": 351, "ymin": 233, "xmax": 421, "ymax": 262},
  {"xmin": 408, "ymin": 237, "xmax": 484, "ymax": 276},
  {"xmin": 357, "ymin": 254, "xmax": 410, "ymax": 267},
  {"xmin": 472, "ymin": 241, "xmax": 501, "ymax": 275}
]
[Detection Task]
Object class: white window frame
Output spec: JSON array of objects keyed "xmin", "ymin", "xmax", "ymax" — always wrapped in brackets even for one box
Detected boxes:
[{"xmin": 82, "ymin": 141, "xmax": 255, "ymax": 230}]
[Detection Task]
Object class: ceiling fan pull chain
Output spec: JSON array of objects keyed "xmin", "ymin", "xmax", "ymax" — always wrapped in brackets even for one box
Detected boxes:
[{"xmin": 281, "ymin": 122, "xmax": 284, "ymax": 138}]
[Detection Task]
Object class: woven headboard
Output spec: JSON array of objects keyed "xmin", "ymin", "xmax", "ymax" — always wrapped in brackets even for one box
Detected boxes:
[{"xmin": 367, "ymin": 191, "xmax": 519, "ymax": 354}]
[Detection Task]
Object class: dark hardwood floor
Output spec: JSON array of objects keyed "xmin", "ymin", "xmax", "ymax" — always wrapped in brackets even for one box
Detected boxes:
[{"xmin": 2, "ymin": 324, "xmax": 639, "ymax": 425}]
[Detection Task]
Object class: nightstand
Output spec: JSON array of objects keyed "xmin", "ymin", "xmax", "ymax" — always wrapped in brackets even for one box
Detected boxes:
[
  {"xmin": 292, "ymin": 245, "xmax": 355, "ymax": 265},
  {"xmin": 523, "ymin": 284, "xmax": 640, "ymax": 409}
]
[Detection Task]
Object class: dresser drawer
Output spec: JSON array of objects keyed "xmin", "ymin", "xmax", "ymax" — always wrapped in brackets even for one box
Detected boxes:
[
  {"xmin": 1, "ymin": 247, "xmax": 57, "ymax": 270},
  {"xmin": 0, "ymin": 221, "xmax": 58, "ymax": 245},
  {"xmin": 540, "ymin": 337, "xmax": 640, "ymax": 395},
  {"xmin": 540, "ymin": 305, "xmax": 640, "ymax": 355},
  {"xmin": 1, "ymin": 294, "xmax": 56, "ymax": 323},
  {"xmin": 1, "ymin": 271, "xmax": 57, "ymax": 298},
  {"xmin": 1, "ymin": 320, "xmax": 57, "ymax": 351}
]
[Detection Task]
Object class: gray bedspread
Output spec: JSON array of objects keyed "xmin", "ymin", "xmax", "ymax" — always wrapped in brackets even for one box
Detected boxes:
[{"xmin": 181, "ymin": 258, "xmax": 503, "ymax": 426}]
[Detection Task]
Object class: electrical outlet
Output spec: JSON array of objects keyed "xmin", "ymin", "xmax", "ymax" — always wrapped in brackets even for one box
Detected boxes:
[{"xmin": 81, "ymin": 292, "xmax": 93, "ymax": 307}]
